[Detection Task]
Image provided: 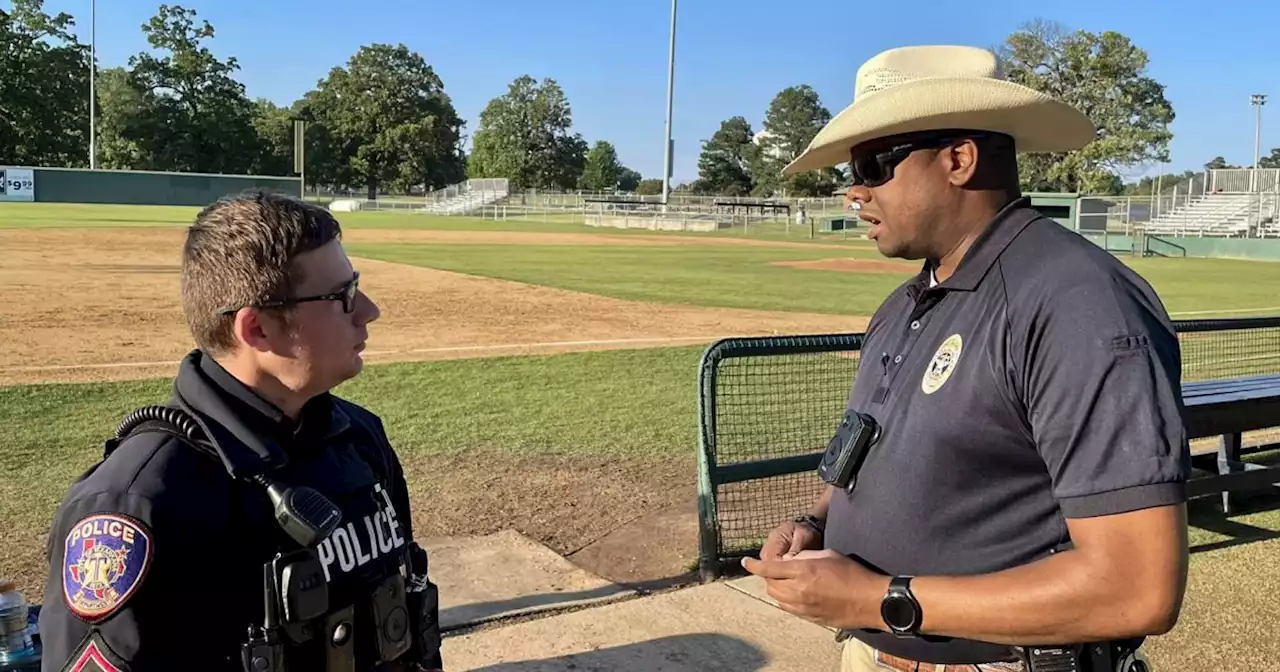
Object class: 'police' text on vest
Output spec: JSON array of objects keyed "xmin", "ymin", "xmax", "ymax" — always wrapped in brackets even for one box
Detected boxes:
[{"xmin": 317, "ymin": 483, "xmax": 406, "ymax": 581}]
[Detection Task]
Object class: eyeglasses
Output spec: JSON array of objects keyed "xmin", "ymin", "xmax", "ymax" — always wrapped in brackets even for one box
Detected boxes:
[
  {"xmin": 217, "ymin": 272, "xmax": 360, "ymax": 316},
  {"xmin": 847, "ymin": 131, "xmax": 991, "ymax": 188}
]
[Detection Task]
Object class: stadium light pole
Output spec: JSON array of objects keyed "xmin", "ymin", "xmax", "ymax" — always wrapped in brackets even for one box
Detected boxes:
[
  {"xmin": 89, "ymin": 0, "xmax": 96, "ymax": 170},
  {"xmin": 1252, "ymin": 94, "xmax": 1267, "ymax": 169},
  {"xmin": 1251, "ymin": 94, "xmax": 1266, "ymax": 193},
  {"xmin": 661, "ymin": 0, "xmax": 677, "ymax": 206}
]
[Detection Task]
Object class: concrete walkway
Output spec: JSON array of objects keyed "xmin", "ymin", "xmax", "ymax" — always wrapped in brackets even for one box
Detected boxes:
[
  {"xmin": 429, "ymin": 530, "xmax": 844, "ymax": 671},
  {"xmin": 425, "ymin": 529, "xmax": 638, "ymax": 630}
]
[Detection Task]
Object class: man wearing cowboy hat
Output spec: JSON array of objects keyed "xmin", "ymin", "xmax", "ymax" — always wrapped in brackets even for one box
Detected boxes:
[{"xmin": 743, "ymin": 45, "xmax": 1189, "ymax": 671}]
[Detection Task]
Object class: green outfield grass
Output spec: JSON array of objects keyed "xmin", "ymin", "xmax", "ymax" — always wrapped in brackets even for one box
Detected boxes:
[
  {"xmin": 0, "ymin": 202, "xmax": 868, "ymax": 245},
  {"xmin": 12, "ymin": 201, "xmax": 1280, "ymax": 320},
  {"xmin": 0, "ymin": 347, "xmax": 703, "ymax": 516},
  {"xmin": 349, "ymin": 242, "xmax": 907, "ymax": 315},
  {"xmin": 0, "ymin": 202, "xmax": 575, "ymax": 230},
  {"xmin": 0, "ymin": 202, "xmax": 200, "ymax": 227},
  {"xmin": 348, "ymin": 241, "xmax": 1280, "ymax": 319}
]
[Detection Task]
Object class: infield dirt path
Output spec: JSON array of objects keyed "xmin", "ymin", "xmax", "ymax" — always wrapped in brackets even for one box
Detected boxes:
[{"xmin": 0, "ymin": 228, "xmax": 870, "ymax": 386}]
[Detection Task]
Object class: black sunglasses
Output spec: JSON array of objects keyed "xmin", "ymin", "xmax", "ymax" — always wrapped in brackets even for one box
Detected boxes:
[
  {"xmin": 217, "ymin": 272, "xmax": 360, "ymax": 316},
  {"xmin": 847, "ymin": 131, "xmax": 991, "ymax": 188}
]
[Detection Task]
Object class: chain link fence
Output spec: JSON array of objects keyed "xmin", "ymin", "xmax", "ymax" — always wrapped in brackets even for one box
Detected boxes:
[{"xmin": 467, "ymin": 193, "xmax": 863, "ymax": 241}]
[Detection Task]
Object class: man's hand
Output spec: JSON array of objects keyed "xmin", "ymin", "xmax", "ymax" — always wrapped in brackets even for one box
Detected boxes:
[
  {"xmin": 759, "ymin": 519, "xmax": 823, "ymax": 561},
  {"xmin": 741, "ymin": 549, "xmax": 888, "ymax": 630}
]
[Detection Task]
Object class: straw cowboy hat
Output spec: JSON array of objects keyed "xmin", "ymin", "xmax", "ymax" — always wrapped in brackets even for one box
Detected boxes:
[{"xmin": 782, "ymin": 45, "xmax": 1096, "ymax": 175}]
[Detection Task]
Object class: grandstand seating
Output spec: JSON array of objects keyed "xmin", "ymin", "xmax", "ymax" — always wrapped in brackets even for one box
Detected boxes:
[
  {"xmin": 420, "ymin": 189, "xmax": 503, "ymax": 214},
  {"xmin": 418, "ymin": 178, "xmax": 511, "ymax": 215},
  {"xmin": 1142, "ymin": 191, "xmax": 1280, "ymax": 237}
]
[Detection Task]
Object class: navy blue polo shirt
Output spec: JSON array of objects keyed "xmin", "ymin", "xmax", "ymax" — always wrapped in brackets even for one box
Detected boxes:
[{"xmin": 826, "ymin": 197, "xmax": 1191, "ymax": 663}]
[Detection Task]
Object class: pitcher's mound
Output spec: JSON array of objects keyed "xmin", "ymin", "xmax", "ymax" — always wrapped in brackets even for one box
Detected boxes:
[{"xmin": 772, "ymin": 258, "xmax": 918, "ymax": 274}]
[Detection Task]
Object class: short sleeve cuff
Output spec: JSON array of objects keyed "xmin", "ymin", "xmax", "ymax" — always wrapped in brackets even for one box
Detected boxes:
[{"xmin": 1058, "ymin": 481, "xmax": 1186, "ymax": 518}]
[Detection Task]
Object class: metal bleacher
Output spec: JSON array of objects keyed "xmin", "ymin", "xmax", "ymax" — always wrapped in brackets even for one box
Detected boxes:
[
  {"xmin": 1141, "ymin": 168, "xmax": 1280, "ymax": 238},
  {"xmin": 419, "ymin": 178, "xmax": 511, "ymax": 215}
]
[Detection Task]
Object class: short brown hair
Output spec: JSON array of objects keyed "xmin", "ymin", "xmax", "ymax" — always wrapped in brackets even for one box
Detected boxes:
[{"xmin": 181, "ymin": 191, "xmax": 342, "ymax": 355}]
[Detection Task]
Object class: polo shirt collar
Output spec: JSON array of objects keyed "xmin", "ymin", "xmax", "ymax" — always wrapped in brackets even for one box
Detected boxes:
[{"xmin": 918, "ymin": 196, "xmax": 1041, "ymax": 293}]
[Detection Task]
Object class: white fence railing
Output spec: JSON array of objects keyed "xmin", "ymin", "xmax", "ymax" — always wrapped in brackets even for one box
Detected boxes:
[
  {"xmin": 316, "ymin": 170, "xmax": 1280, "ymax": 240},
  {"xmin": 1077, "ymin": 193, "xmax": 1280, "ymax": 239},
  {"xmin": 1207, "ymin": 168, "xmax": 1280, "ymax": 194}
]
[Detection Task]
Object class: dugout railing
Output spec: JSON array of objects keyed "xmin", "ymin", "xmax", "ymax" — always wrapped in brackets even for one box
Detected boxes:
[{"xmin": 695, "ymin": 316, "xmax": 1280, "ymax": 581}]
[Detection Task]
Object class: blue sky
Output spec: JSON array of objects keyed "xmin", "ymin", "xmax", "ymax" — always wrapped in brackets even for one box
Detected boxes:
[{"xmin": 25, "ymin": 0, "xmax": 1280, "ymax": 185}]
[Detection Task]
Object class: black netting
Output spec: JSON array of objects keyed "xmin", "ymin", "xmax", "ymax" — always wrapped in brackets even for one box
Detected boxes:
[
  {"xmin": 1175, "ymin": 317, "xmax": 1280, "ymax": 458},
  {"xmin": 700, "ymin": 337, "xmax": 862, "ymax": 559},
  {"xmin": 1176, "ymin": 317, "xmax": 1280, "ymax": 382}
]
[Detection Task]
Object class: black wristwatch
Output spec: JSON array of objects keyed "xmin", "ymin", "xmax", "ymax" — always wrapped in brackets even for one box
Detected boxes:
[
  {"xmin": 792, "ymin": 514, "xmax": 824, "ymax": 536},
  {"xmin": 880, "ymin": 576, "xmax": 922, "ymax": 637}
]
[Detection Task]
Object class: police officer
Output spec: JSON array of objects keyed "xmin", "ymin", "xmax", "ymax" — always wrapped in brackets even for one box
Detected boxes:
[
  {"xmin": 742, "ymin": 46, "xmax": 1189, "ymax": 671},
  {"xmin": 37, "ymin": 192, "xmax": 444, "ymax": 672}
]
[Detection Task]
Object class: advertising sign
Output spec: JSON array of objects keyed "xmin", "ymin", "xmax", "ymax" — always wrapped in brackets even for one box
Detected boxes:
[{"xmin": 0, "ymin": 167, "xmax": 35, "ymax": 201}]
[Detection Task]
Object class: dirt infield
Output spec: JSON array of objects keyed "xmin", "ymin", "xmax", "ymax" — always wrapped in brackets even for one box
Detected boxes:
[
  {"xmin": 0, "ymin": 228, "xmax": 870, "ymax": 386},
  {"xmin": 770, "ymin": 257, "xmax": 919, "ymax": 274},
  {"xmin": 0, "ymin": 225, "xmax": 875, "ymax": 588}
]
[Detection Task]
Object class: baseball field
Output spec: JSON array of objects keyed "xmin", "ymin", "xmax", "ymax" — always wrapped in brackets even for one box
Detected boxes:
[{"xmin": 2, "ymin": 201, "xmax": 1278, "ymax": 668}]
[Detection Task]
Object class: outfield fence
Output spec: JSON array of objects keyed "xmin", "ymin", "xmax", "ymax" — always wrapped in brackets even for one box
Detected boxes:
[
  {"xmin": 464, "ymin": 201, "xmax": 865, "ymax": 240},
  {"xmin": 3, "ymin": 165, "xmax": 301, "ymax": 206},
  {"xmin": 695, "ymin": 315, "xmax": 1280, "ymax": 580},
  {"xmin": 315, "ymin": 187, "xmax": 862, "ymax": 241}
]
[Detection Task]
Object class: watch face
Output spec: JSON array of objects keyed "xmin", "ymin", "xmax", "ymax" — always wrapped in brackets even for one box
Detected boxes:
[{"xmin": 881, "ymin": 595, "xmax": 918, "ymax": 630}]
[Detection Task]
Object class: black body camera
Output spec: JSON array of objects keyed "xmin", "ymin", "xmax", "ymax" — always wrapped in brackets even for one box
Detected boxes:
[{"xmin": 818, "ymin": 410, "xmax": 881, "ymax": 492}]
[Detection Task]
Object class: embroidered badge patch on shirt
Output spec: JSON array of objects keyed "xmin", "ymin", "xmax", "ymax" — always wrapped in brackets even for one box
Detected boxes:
[
  {"xmin": 921, "ymin": 333, "xmax": 963, "ymax": 395},
  {"xmin": 63, "ymin": 513, "xmax": 153, "ymax": 622}
]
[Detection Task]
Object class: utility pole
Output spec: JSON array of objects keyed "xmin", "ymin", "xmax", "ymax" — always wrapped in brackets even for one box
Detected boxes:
[{"xmin": 661, "ymin": 0, "xmax": 677, "ymax": 206}]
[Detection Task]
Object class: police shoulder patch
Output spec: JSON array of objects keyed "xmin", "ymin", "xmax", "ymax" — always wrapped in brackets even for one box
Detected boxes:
[{"xmin": 62, "ymin": 513, "xmax": 153, "ymax": 622}]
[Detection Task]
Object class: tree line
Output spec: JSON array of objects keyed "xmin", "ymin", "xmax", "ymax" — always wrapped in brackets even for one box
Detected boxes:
[
  {"xmin": 1, "ymin": 0, "xmax": 646, "ymax": 198},
  {"xmin": 2, "ymin": 2, "xmax": 1272, "ymax": 199},
  {"xmin": 690, "ymin": 19, "xmax": 1276, "ymax": 198}
]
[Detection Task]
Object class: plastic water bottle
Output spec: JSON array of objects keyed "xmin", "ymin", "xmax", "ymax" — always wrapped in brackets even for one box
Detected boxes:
[{"xmin": 0, "ymin": 579, "xmax": 37, "ymax": 666}]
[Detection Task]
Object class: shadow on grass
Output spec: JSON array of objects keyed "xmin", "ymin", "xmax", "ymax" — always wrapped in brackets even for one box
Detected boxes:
[{"xmin": 1189, "ymin": 452, "xmax": 1280, "ymax": 554}]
